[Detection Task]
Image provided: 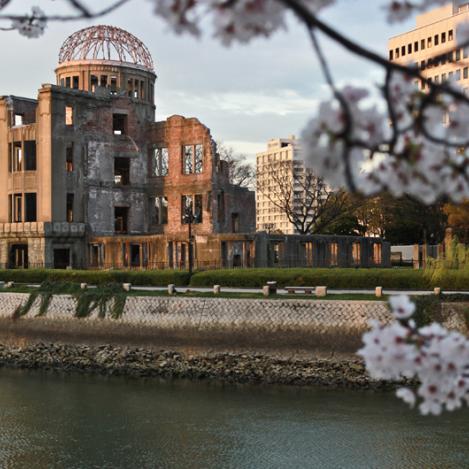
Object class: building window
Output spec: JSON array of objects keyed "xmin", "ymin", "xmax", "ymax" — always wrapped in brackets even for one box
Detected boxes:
[
  {"xmin": 421, "ymin": 39, "xmax": 425, "ymax": 50},
  {"xmin": 65, "ymin": 106, "xmax": 73, "ymax": 126},
  {"xmin": 389, "ymin": 50, "xmax": 393, "ymax": 60},
  {"xmin": 65, "ymin": 77, "xmax": 71, "ymax": 88},
  {"xmin": 110, "ymin": 76, "xmax": 118, "ymax": 94},
  {"xmin": 464, "ymin": 67, "xmax": 468, "ymax": 79},
  {"xmin": 113, "ymin": 114, "xmax": 127, "ymax": 135},
  {"xmin": 231, "ymin": 213, "xmax": 240, "ymax": 233},
  {"xmin": 14, "ymin": 114, "xmax": 23, "ymax": 126},
  {"xmin": 329, "ymin": 242, "xmax": 338, "ymax": 267},
  {"xmin": 115, "ymin": 207, "xmax": 129, "ymax": 233},
  {"xmin": 395, "ymin": 47, "xmax": 399, "ymax": 58},
  {"xmin": 373, "ymin": 244, "xmax": 382, "ymax": 265},
  {"xmin": 100, "ymin": 75, "xmax": 108, "ymax": 88},
  {"xmin": 182, "ymin": 144, "xmax": 204, "ymax": 174},
  {"xmin": 66, "ymin": 193, "xmax": 74, "ymax": 222},
  {"xmin": 183, "ymin": 145, "xmax": 193, "ymax": 174},
  {"xmin": 401, "ymin": 45, "xmax": 406, "ymax": 56},
  {"xmin": 442, "ymin": 32, "xmax": 446, "ymax": 43},
  {"xmin": 195, "ymin": 144, "xmax": 203, "ymax": 173},
  {"xmin": 66, "ymin": 143, "xmax": 73, "ymax": 172},
  {"xmin": 154, "ymin": 196, "xmax": 168, "ymax": 224},
  {"xmin": 114, "ymin": 157, "xmax": 130, "ymax": 185},
  {"xmin": 456, "ymin": 49, "xmax": 461, "ymax": 61},
  {"xmin": 434, "ymin": 34, "xmax": 439, "ymax": 46},
  {"xmin": 72, "ymin": 76, "xmax": 79, "ymax": 89},
  {"xmin": 414, "ymin": 41, "xmax": 419, "ymax": 52},
  {"xmin": 152, "ymin": 147, "xmax": 169, "ymax": 176},
  {"xmin": 181, "ymin": 194, "xmax": 202, "ymax": 224},
  {"xmin": 449, "ymin": 29, "xmax": 454, "ymax": 41},
  {"xmin": 130, "ymin": 244, "xmax": 141, "ymax": 267},
  {"xmin": 456, "ymin": 69, "xmax": 461, "ymax": 81},
  {"xmin": 25, "ymin": 193, "xmax": 37, "ymax": 222},
  {"xmin": 352, "ymin": 242, "xmax": 361, "ymax": 265},
  {"xmin": 24, "ymin": 141, "xmax": 36, "ymax": 171},
  {"xmin": 13, "ymin": 193, "xmax": 22, "ymax": 222},
  {"xmin": 427, "ymin": 37, "xmax": 432, "ymax": 47},
  {"xmin": 407, "ymin": 43, "xmax": 412, "ymax": 54},
  {"xmin": 90, "ymin": 75, "xmax": 98, "ymax": 92},
  {"xmin": 12, "ymin": 142, "xmax": 22, "ymax": 172}
]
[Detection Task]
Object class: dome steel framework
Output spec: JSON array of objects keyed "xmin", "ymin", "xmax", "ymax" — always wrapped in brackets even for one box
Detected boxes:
[{"xmin": 58, "ymin": 25, "xmax": 154, "ymax": 71}]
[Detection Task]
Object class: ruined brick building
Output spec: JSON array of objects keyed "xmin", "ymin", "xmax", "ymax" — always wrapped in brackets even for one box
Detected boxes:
[{"xmin": 0, "ymin": 25, "xmax": 256, "ymax": 269}]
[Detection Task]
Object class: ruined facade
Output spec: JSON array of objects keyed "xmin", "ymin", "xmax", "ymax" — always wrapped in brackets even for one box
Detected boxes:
[{"xmin": 0, "ymin": 25, "xmax": 255, "ymax": 269}]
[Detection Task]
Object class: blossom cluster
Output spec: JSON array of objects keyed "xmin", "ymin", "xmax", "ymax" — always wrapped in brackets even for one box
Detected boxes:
[
  {"xmin": 10, "ymin": 6, "xmax": 46, "ymax": 38},
  {"xmin": 301, "ymin": 72, "xmax": 469, "ymax": 204},
  {"xmin": 358, "ymin": 295, "xmax": 469, "ymax": 416}
]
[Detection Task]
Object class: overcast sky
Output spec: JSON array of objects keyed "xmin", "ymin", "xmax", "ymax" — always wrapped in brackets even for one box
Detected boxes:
[{"xmin": 0, "ymin": 0, "xmax": 416, "ymax": 161}]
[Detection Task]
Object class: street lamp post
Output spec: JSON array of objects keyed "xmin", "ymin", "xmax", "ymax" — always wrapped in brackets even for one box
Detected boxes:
[{"xmin": 183, "ymin": 201, "xmax": 201, "ymax": 275}]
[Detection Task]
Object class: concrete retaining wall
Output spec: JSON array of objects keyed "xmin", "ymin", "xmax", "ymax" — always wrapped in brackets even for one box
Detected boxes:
[{"xmin": 0, "ymin": 293, "xmax": 392, "ymax": 352}]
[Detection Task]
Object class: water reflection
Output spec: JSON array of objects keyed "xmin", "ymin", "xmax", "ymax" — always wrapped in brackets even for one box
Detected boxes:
[{"xmin": 0, "ymin": 370, "xmax": 466, "ymax": 468}]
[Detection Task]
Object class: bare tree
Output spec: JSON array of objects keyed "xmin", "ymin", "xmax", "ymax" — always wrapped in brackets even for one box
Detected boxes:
[
  {"xmin": 217, "ymin": 142, "xmax": 255, "ymax": 189},
  {"xmin": 257, "ymin": 159, "xmax": 352, "ymax": 235}
]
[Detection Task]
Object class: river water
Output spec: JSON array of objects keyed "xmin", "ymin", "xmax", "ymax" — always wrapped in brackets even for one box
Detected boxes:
[{"xmin": 0, "ymin": 369, "xmax": 467, "ymax": 469}]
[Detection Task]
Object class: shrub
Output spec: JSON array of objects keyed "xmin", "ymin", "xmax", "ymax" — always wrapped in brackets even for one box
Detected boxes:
[
  {"xmin": 190, "ymin": 268, "xmax": 431, "ymax": 289},
  {"xmin": 0, "ymin": 269, "xmax": 190, "ymax": 286},
  {"xmin": 412, "ymin": 295, "xmax": 442, "ymax": 327}
]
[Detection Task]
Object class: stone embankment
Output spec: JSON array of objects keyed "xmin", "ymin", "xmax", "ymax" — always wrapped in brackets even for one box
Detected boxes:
[{"xmin": 0, "ymin": 342, "xmax": 394, "ymax": 390}]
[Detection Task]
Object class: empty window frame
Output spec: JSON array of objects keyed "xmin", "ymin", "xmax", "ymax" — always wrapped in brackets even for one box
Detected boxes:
[
  {"xmin": 66, "ymin": 143, "xmax": 74, "ymax": 172},
  {"xmin": 389, "ymin": 50, "xmax": 394, "ymax": 61},
  {"xmin": 395, "ymin": 47, "xmax": 400, "ymax": 58},
  {"xmin": 114, "ymin": 207, "xmax": 129, "ymax": 233},
  {"xmin": 154, "ymin": 196, "xmax": 168, "ymax": 224},
  {"xmin": 181, "ymin": 195, "xmax": 193, "ymax": 223},
  {"xmin": 90, "ymin": 75, "xmax": 98, "ymax": 92},
  {"xmin": 66, "ymin": 193, "xmax": 74, "ymax": 222},
  {"xmin": 65, "ymin": 77, "xmax": 71, "ymax": 88},
  {"xmin": 373, "ymin": 244, "xmax": 382, "ymax": 265},
  {"xmin": 25, "ymin": 193, "xmax": 37, "ymax": 222},
  {"xmin": 407, "ymin": 43, "xmax": 412, "ymax": 54},
  {"xmin": 421, "ymin": 39, "xmax": 425, "ymax": 50},
  {"xmin": 217, "ymin": 191, "xmax": 225, "ymax": 223},
  {"xmin": 100, "ymin": 75, "xmax": 108, "ymax": 87},
  {"xmin": 449, "ymin": 29, "xmax": 454, "ymax": 41},
  {"xmin": 414, "ymin": 41, "xmax": 419, "ymax": 52},
  {"xmin": 401, "ymin": 45, "xmax": 406, "ymax": 56},
  {"xmin": 182, "ymin": 144, "xmax": 203, "ymax": 174},
  {"xmin": 13, "ymin": 193, "xmax": 22, "ymax": 222},
  {"xmin": 24, "ymin": 141, "xmax": 36, "ymax": 171},
  {"xmin": 329, "ymin": 242, "xmax": 339, "ymax": 267},
  {"xmin": 464, "ymin": 67, "xmax": 469, "ymax": 79},
  {"xmin": 434, "ymin": 34, "xmax": 439, "ymax": 46},
  {"xmin": 352, "ymin": 242, "xmax": 361, "ymax": 265},
  {"xmin": 114, "ymin": 157, "xmax": 130, "ymax": 185},
  {"xmin": 112, "ymin": 114, "xmax": 127, "ymax": 135},
  {"xmin": 65, "ymin": 106, "xmax": 73, "ymax": 126},
  {"xmin": 72, "ymin": 76, "xmax": 79, "ymax": 89},
  {"xmin": 12, "ymin": 142, "xmax": 22, "ymax": 172},
  {"xmin": 14, "ymin": 114, "xmax": 23, "ymax": 126},
  {"xmin": 152, "ymin": 147, "xmax": 169, "ymax": 176},
  {"xmin": 183, "ymin": 145, "xmax": 194, "ymax": 174},
  {"xmin": 231, "ymin": 213, "xmax": 240, "ymax": 233},
  {"xmin": 442, "ymin": 32, "xmax": 446, "ymax": 43},
  {"xmin": 110, "ymin": 76, "xmax": 118, "ymax": 94},
  {"xmin": 195, "ymin": 144, "xmax": 203, "ymax": 173},
  {"xmin": 456, "ymin": 69, "xmax": 462, "ymax": 81},
  {"xmin": 194, "ymin": 194, "xmax": 203, "ymax": 223},
  {"xmin": 427, "ymin": 37, "xmax": 432, "ymax": 47}
]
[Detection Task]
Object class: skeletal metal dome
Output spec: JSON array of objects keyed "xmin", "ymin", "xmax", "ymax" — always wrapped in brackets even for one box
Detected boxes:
[{"xmin": 58, "ymin": 25, "xmax": 154, "ymax": 71}]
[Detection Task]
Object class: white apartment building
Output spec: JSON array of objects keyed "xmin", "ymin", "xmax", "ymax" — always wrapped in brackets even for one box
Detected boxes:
[
  {"xmin": 256, "ymin": 136, "xmax": 304, "ymax": 234},
  {"xmin": 389, "ymin": 1, "xmax": 469, "ymax": 90}
]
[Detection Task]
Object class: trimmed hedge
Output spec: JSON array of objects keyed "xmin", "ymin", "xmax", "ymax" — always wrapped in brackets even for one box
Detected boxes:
[
  {"xmin": 190, "ymin": 268, "xmax": 431, "ymax": 289},
  {"xmin": 0, "ymin": 269, "xmax": 191, "ymax": 287}
]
